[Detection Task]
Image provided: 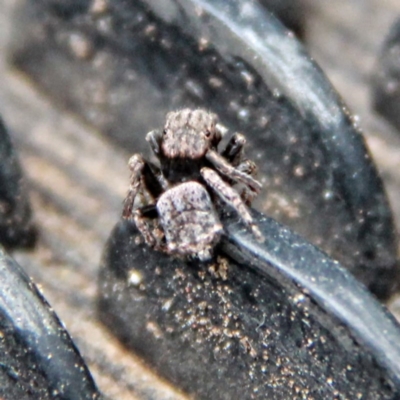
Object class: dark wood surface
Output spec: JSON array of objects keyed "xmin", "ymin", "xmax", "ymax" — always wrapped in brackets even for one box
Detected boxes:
[{"xmin": 0, "ymin": 0, "xmax": 400, "ymax": 398}]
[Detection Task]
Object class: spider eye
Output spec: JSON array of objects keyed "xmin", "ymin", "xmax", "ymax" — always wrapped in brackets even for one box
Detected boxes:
[
  {"xmin": 205, "ymin": 130, "xmax": 211, "ymax": 138},
  {"xmin": 163, "ymin": 129, "xmax": 167, "ymax": 136}
]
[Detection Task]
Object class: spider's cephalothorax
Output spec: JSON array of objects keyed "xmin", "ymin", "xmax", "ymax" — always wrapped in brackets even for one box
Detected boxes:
[{"xmin": 123, "ymin": 108, "xmax": 263, "ymax": 261}]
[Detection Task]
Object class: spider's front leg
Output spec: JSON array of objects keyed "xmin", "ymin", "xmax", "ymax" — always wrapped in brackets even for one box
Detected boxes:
[
  {"xmin": 221, "ymin": 132, "xmax": 246, "ymax": 166},
  {"xmin": 220, "ymin": 133, "xmax": 258, "ymax": 175},
  {"xmin": 206, "ymin": 148, "xmax": 262, "ymax": 193},
  {"xmin": 200, "ymin": 167, "xmax": 264, "ymax": 242},
  {"xmin": 146, "ymin": 129, "xmax": 162, "ymax": 157},
  {"xmin": 217, "ymin": 132, "xmax": 259, "ymax": 204}
]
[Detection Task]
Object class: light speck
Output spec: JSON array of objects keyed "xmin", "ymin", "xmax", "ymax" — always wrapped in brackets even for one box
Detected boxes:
[
  {"xmin": 90, "ymin": 0, "xmax": 108, "ymax": 14},
  {"xmin": 68, "ymin": 33, "xmax": 93, "ymax": 60},
  {"xmin": 162, "ymin": 298, "xmax": 174, "ymax": 311},
  {"xmin": 127, "ymin": 269, "xmax": 143, "ymax": 286},
  {"xmin": 323, "ymin": 190, "xmax": 334, "ymax": 200}
]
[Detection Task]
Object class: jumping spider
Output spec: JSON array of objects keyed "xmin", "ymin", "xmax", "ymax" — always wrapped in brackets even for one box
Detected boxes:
[{"xmin": 122, "ymin": 108, "xmax": 263, "ymax": 261}]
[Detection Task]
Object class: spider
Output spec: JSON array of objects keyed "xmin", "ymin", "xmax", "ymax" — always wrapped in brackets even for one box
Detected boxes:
[{"xmin": 122, "ymin": 108, "xmax": 263, "ymax": 261}]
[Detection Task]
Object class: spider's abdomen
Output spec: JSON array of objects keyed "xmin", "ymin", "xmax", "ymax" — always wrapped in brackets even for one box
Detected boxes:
[{"xmin": 157, "ymin": 181, "xmax": 223, "ymax": 260}]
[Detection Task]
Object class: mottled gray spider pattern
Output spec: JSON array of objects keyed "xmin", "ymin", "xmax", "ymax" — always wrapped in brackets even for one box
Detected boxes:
[{"xmin": 122, "ymin": 108, "xmax": 263, "ymax": 261}]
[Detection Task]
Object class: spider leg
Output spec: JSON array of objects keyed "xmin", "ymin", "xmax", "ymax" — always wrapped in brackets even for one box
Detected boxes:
[
  {"xmin": 122, "ymin": 154, "xmax": 146, "ymax": 218},
  {"xmin": 205, "ymin": 149, "xmax": 262, "ymax": 193},
  {"xmin": 235, "ymin": 159, "xmax": 259, "ymax": 204},
  {"xmin": 145, "ymin": 129, "xmax": 169, "ymax": 190},
  {"xmin": 134, "ymin": 207, "xmax": 157, "ymax": 247},
  {"xmin": 236, "ymin": 159, "xmax": 257, "ymax": 176},
  {"xmin": 122, "ymin": 154, "xmax": 167, "ymax": 251},
  {"xmin": 221, "ymin": 133, "xmax": 258, "ymax": 176},
  {"xmin": 201, "ymin": 167, "xmax": 263, "ymax": 241},
  {"xmin": 220, "ymin": 134, "xmax": 258, "ymax": 203},
  {"xmin": 122, "ymin": 154, "xmax": 165, "ymax": 218},
  {"xmin": 133, "ymin": 204, "xmax": 166, "ymax": 250},
  {"xmin": 221, "ymin": 133, "xmax": 246, "ymax": 166},
  {"xmin": 146, "ymin": 129, "xmax": 162, "ymax": 157},
  {"xmin": 145, "ymin": 161, "xmax": 169, "ymax": 194}
]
